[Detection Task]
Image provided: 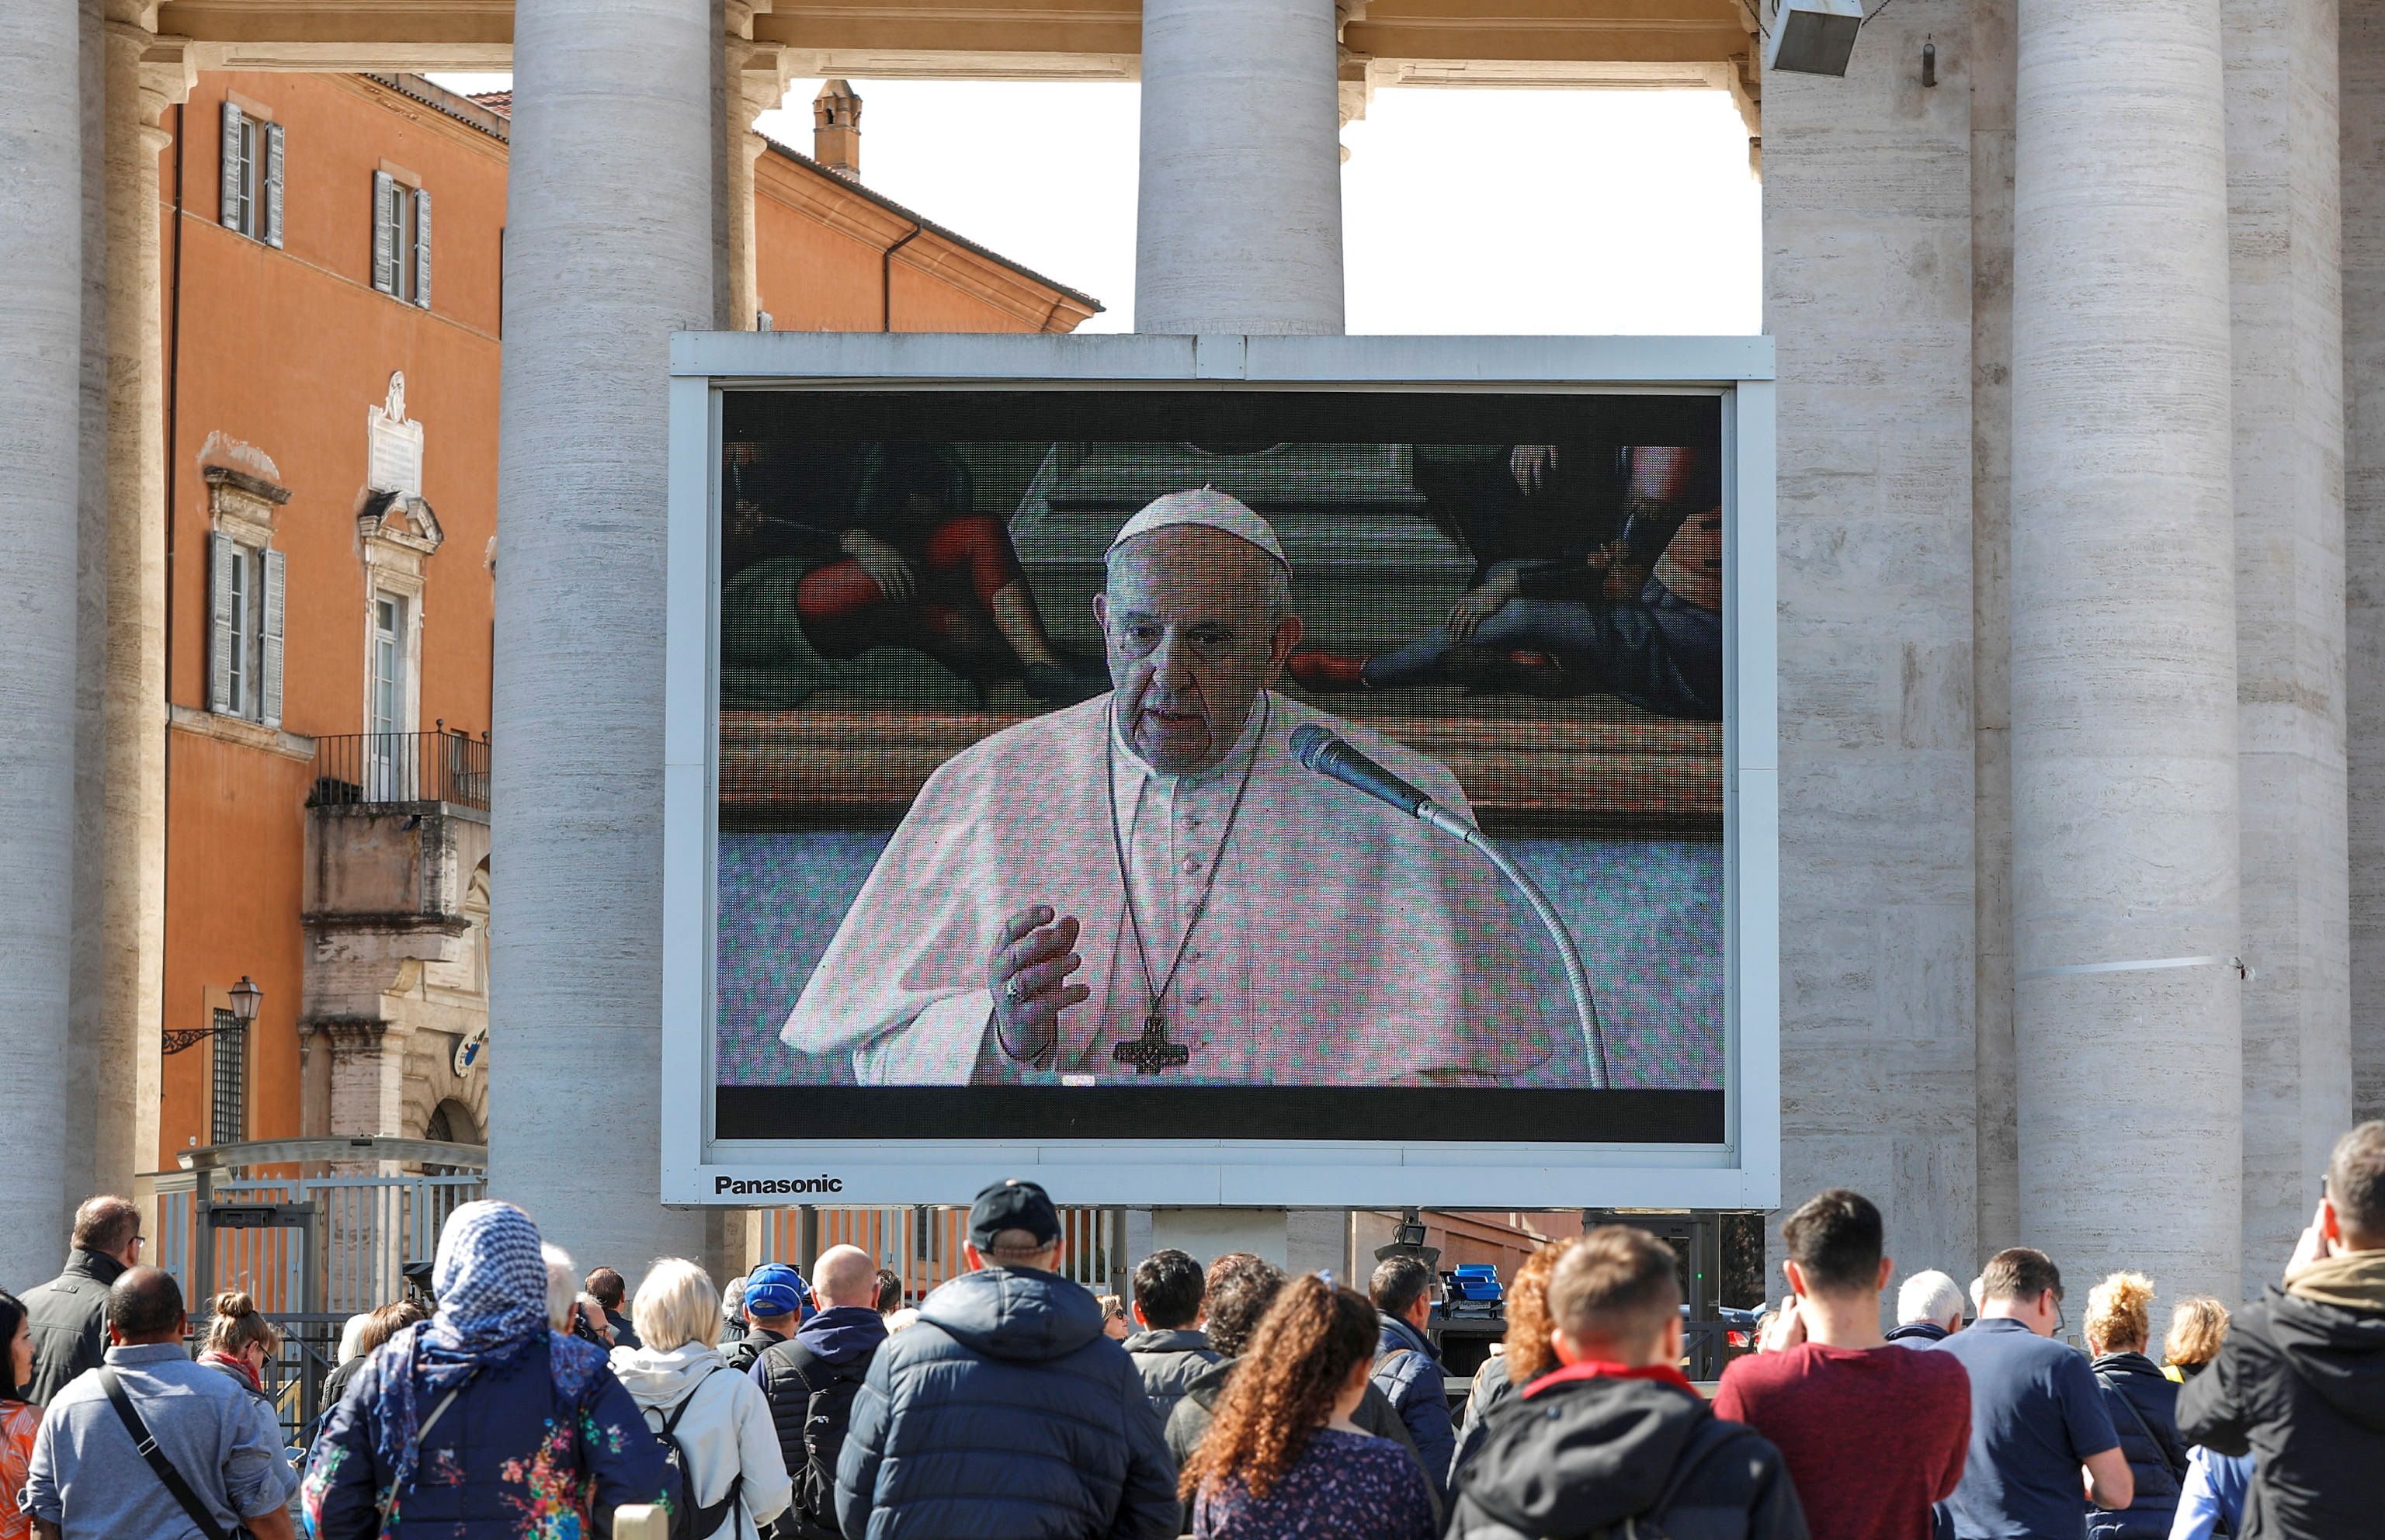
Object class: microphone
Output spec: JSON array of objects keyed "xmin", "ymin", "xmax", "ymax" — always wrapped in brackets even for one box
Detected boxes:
[
  {"xmin": 1288, "ymin": 723, "xmax": 1436, "ymax": 820},
  {"xmin": 1286, "ymin": 721, "xmax": 1613, "ymax": 1088}
]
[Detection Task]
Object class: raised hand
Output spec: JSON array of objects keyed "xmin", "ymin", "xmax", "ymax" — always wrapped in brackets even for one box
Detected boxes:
[{"xmin": 988, "ymin": 905, "xmax": 1089, "ymax": 1065}]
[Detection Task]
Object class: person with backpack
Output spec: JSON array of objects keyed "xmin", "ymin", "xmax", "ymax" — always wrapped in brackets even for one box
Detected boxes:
[
  {"xmin": 304, "ymin": 1200, "xmax": 672, "ymax": 1539},
  {"xmin": 612, "ymin": 1257, "xmax": 791, "ymax": 1540},
  {"xmin": 753, "ymin": 1245, "xmax": 886, "ymax": 1540},
  {"xmin": 1369, "ymin": 1255, "xmax": 1456, "ymax": 1507},
  {"xmin": 1448, "ymin": 1224, "xmax": 1809, "ymax": 1540}
]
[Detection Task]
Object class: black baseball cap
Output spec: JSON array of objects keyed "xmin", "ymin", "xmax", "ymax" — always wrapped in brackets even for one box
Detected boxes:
[{"xmin": 969, "ymin": 1178, "xmax": 1061, "ymax": 1249}]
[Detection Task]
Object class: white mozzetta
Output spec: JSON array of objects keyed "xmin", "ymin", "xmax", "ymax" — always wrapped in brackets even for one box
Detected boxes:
[{"xmin": 2011, "ymin": 0, "xmax": 2244, "ymax": 1302}]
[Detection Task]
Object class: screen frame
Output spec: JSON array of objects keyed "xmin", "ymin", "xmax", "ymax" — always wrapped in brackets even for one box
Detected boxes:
[{"xmin": 661, "ymin": 332, "xmax": 1778, "ymax": 1210}]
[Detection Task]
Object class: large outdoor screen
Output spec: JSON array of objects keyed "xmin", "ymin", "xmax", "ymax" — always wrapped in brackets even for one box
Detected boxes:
[{"xmin": 663, "ymin": 335, "xmax": 1776, "ymax": 1208}]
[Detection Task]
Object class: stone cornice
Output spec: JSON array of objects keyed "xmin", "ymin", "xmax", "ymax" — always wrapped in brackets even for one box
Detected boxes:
[{"xmin": 169, "ymin": 702, "xmax": 316, "ymax": 761}]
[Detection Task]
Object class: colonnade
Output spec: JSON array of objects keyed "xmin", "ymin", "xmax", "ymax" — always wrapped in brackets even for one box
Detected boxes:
[{"xmin": 0, "ymin": 0, "xmax": 2358, "ymax": 1299}]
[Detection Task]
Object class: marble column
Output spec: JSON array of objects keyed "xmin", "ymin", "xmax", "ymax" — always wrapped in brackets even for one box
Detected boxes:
[
  {"xmin": 2344, "ymin": 0, "xmax": 2385, "ymax": 1133},
  {"xmin": 0, "ymin": 0, "xmax": 88, "ymax": 1285},
  {"xmin": 2010, "ymin": 0, "xmax": 2243, "ymax": 1302},
  {"xmin": 1135, "ymin": 0, "xmax": 1345, "ymax": 334},
  {"xmin": 96, "ymin": 4, "xmax": 190, "ymax": 1197},
  {"xmin": 2221, "ymin": 0, "xmax": 2350, "ymax": 1300},
  {"xmin": 720, "ymin": 4, "xmax": 789, "ymax": 334},
  {"xmin": 489, "ymin": 0, "xmax": 713, "ymax": 1266}
]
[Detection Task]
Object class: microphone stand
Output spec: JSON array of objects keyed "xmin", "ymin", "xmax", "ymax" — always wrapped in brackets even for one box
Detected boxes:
[{"xmin": 1411, "ymin": 802, "xmax": 1613, "ymax": 1091}]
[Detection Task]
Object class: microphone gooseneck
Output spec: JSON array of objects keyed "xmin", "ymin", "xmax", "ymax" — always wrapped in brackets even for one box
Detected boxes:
[{"xmin": 1288, "ymin": 723, "xmax": 1611, "ymax": 1088}]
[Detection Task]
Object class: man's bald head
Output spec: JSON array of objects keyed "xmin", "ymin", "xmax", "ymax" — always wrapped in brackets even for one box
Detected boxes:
[
  {"xmin": 108, "ymin": 1267, "xmax": 187, "ymax": 1344},
  {"xmin": 1096, "ymin": 525, "xmax": 1302, "ymax": 775},
  {"xmin": 811, "ymin": 1245, "xmax": 879, "ymax": 1309}
]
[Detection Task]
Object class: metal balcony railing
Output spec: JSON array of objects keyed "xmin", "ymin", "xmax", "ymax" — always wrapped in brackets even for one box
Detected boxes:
[{"xmin": 307, "ymin": 723, "xmax": 491, "ymax": 810}]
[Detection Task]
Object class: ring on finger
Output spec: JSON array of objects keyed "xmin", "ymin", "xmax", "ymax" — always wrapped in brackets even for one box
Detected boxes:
[{"xmin": 1003, "ymin": 976, "xmax": 1025, "ymax": 1001}]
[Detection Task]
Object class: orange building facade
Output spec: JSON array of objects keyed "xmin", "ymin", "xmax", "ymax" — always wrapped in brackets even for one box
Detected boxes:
[{"xmin": 158, "ymin": 72, "xmax": 1096, "ymax": 1169}]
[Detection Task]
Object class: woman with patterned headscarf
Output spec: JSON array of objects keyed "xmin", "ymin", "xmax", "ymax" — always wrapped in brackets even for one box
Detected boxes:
[{"xmin": 303, "ymin": 1200, "xmax": 670, "ymax": 1539}]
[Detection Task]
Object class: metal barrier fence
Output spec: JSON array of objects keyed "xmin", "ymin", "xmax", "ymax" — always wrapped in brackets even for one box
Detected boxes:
[
  {"xmin": 307, "ymin": 724, "xmax": 491, "ymax": 809},
  {"xmin": 149, "ymin": 1171, "xmax": 485, "ymax": 1315},
  {"xmin": 752, "ymin": 1205, "xmax": 1127, "ymax": 1304}
]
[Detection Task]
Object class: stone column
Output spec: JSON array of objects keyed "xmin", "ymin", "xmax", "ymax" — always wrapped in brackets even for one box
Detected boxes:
[
  {"xmin": 2221, "ymin": 0, "xmax": 2349, "ymax": 1299},
  {"xmin": 2342, "ymin": 0, "xmax": 2385, "ymax": 1133},
  {"xmin": 489, "ymin": 0, "xmax": 713, "ymax": 1267},
  {"xmin": 2010, "ymin": 0, "xmax": 2243, "ymax": 1302},
  {"xmin": 1135, "ymin": 0, "xmax": 1345, "ymax": 334},
  {"xmin": 96, "ymin": 3, "xmax": 191, "ymax": 1197},
  {"xmin": 721, "ymin": 6, "xmax": 790, "ymax": 333},
  {"xmin": 0, "ymin": 0, "xmax": 87, "ymax": 1285}
]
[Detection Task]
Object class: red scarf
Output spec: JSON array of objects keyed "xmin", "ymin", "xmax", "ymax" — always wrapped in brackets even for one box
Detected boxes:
[
  {"xmin": 199, "ymin": 1350, "xmax": 262, "ymax": 1394},
  {"xmin": 1522, "ymin": 1359, "xmax": 1700, "ymax": 1400}
]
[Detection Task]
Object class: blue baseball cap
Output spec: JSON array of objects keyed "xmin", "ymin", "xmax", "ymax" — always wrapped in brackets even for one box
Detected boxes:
[{"xmin": 743, "ymin": 1263, "xmax": 811, "ymax": 1320}]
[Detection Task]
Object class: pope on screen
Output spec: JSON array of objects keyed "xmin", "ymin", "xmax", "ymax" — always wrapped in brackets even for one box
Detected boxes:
[{"xmin": 779, "ymin": 488, "xmax": 1554, "ymax": 1085}]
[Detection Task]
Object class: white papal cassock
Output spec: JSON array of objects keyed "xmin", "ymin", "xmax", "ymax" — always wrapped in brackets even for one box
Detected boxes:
[{"xmin": 781, "ymin": 690, "xmax": 1554, "ymax": 1084}]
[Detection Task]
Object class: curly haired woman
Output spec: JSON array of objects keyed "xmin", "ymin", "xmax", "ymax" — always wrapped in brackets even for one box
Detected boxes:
[
  {"xmin": 1182, "ymin": 1275, "xmax": 1435, "ymax": 1540},
  {"xmin": 1449, "ymin": 1239, "xmax": 1575, "ymax": 1484}
]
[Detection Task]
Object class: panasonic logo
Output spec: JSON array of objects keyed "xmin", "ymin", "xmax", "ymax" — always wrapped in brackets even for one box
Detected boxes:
[{"xmin": 714, "ymin": 1175, "xmax": 845, "ymax": 1196}]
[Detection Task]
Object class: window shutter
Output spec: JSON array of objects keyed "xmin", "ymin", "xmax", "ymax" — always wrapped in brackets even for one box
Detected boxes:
[
  {"xmin": 412, "ymin": 186, "xmax": 432, "ymax": 310},
  {"xmin": 262, "ymin": 122, "xmax": 285, "ymax": 248},
  {"xmin": 260, "ymin": 548, "xmax": 286, "ymax": 729},
  {"xmin": 220, "ymin": 100, "xmax": 245, "ymax": 231},
  {"xmin": 372, "ymin": 171, "xmax": 398, "ymax": 293},
  {"xmin": 209, "ymin": 532, "xmax": 236, "ymax": 713}
]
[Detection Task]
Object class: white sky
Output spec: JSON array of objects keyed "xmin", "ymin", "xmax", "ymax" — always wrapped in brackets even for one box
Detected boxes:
[{"xmin": 432, "ymin": 75, "xmax": 1760, "ymax": 335}]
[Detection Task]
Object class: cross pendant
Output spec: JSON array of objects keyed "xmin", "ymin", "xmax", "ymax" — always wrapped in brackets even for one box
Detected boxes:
[{"xmin": 1112, "ymin": 1008, "xmax": 1190, "ymax": 1074}]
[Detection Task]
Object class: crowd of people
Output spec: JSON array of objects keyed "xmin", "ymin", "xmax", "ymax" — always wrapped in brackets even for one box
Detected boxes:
[{"xmin": 2, "ymin": 1122, "xmax": 2382, "ymax": 1538}]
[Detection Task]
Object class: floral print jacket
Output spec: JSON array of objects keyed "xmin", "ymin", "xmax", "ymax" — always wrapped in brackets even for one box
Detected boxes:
[{"xmin": 304, "ymin": 1331, "xmax": 671, "ymax": 1540}]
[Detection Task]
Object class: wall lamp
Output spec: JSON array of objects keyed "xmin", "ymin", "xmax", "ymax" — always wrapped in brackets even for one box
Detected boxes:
[{"xmin": 164, "ymin": 974, "xmax": 262, "ymax": 1055}]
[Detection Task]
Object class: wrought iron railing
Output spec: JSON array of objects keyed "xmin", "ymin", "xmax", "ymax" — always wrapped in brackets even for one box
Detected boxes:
[{"xmin": 307, "ymin": 723, "xmax": 490, "ymax": 810}]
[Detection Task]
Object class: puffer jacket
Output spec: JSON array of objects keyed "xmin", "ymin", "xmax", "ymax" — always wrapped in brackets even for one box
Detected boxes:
[
  {"xmin": 2087, "ymin": 1351, "xmax": 2186, "ymax": 1540},
  {"xmin": 834, "ymin": 1265, "xmax": 1177, "ymax": 1540},
  {"xmin": 305, "ymin": 1329, "xmax": 672, "ymax": 1540},
  {"xmin": 1372, "ymin": 1313, "xmax": 1455, "ymax": 1504},
  {"xmin": 1166, "ymin": 1354, "xmax": 1435, "ymax": 1536},
  {"xmin": 1123, "ymin": 1327, "xmax": 1220, "ymax": 1424},
  {"xmin": 1448, "ymin": 1364, "xmax": 1807, "ymax": 1540},
  {"xmin": 611, "ymin": 1342, "xmax": 793, "ymax": 1540},
  {"xmin": 755, "ymin": 1306, "xmax": 887, "ymax": 1540},
  {"xmin": 21, "ymin": 1250, "xmax": 124, "ymax": 1407},
  {"xmin": 2179, "ymin": 1250, "xmax": 2385, "ymax": 1540}
]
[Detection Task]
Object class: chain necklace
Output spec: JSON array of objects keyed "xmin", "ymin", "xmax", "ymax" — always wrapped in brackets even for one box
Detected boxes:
[{"xmin": 1103, "ymin": 693, "xmax": 1272, "ymax": 1073}]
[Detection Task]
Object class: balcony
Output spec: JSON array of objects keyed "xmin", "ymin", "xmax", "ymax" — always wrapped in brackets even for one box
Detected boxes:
[{"xmin": 307, "ymin": 725, "xmax": 489, "ymax": 811}]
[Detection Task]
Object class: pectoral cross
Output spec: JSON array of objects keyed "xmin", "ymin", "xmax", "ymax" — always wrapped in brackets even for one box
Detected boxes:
[{"xmin": 1113, "ymin": 1008, "xmax": 1190, "ymax": 1074}]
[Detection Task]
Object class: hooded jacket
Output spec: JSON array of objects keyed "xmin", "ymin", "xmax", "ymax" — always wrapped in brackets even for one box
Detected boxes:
[
  {"xmin": 1446, "ymin": 1365, "xmax": 1808, "ymax": 1540},
  {"xmin": 833, "ymin": 1266, "xmax": 1177, "ymax": 1540},
  {"xmin": 21, "ymin": 1250, "xmax": 125, "ymax": 1407},
  {"xmin": 1123, "ymin": 1327, "xmax": 1221, "ymax": 1425},
  {"xmin": 2178, "ymin": 1250, "xmax": 2385, "ymax": 1540},
  {"xmin": 1168, "ymin": 1354, "xmax": 1436, "ymax": 1535},
  {"xmin": 610, "ymin": 1341, "xmax": 793, "ymax": 1540},
  {"xmin": 2086, "ymin": 1351, "xmax": 2186, "ymax": 1540},
  {"xmin": 755, "ymin": 1305, "xmax": 887, "ymax": 1540}
]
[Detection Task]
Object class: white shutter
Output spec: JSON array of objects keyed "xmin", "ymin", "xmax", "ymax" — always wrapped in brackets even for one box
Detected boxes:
[
  {"xmin": 209, "ymin": 532, "xmax": 236, "ymax": 713},
  {"xmin": 260, "ymin": 548, "xmax": 286, "ymax": 728},
  {"xmin": 262, "ymin": 122, "xmax": 285, "ymax": 248},
  {"xmin": 372, "ymin": 171, "xmax": 398, "ymax": 293},
  {"xmin": 220, "ymin": 100, "xmax": 245, "ymax": 231},
  {"xmin": 411, "ymin": 187, "xmax": 432, "ymax": 310}
]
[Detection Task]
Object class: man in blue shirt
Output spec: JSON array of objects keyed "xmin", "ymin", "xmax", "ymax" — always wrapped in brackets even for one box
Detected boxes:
[{"xmin": 1930, "ymin": 1247, "xmax": 2133, "ymax": 1539}]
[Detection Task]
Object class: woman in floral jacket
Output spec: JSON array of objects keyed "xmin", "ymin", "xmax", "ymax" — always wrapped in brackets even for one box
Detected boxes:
[{"xmin": 304, "ymin": 1201, "xmax": 670, "ymax": 1540}]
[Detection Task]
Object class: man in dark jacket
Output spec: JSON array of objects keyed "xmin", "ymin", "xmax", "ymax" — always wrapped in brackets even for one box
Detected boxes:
[
  {"xmin": 1122, "ymin": 1249, "xmax": 1220, "ymax": 1424},
  {"xmin": 835, "ymin": 1179, "xmax": 1176, "ymax": 1540},
  {"xmin": 584, "ymin": 1265, "xmax": 641, "ymax": 1349},
  {"xmin": 1370, "ymin": 1254, "xmax": 1456, "ymax": 1505},
  {"xmin": 21, "ymin": 1194, "xmax": 142, "ymax": 1406},
  {"xmin": 1451, "ymin": 1225, "xmax": 1807, "ymax": 1540},
  {"xmin": 727, "ymin": 1261, "xmax": 809, "ymax": 1372},
  {"xmin": 2181, "ymin": 1120, "xmax": 2385, "ymax": 1540},
  {"xmin": 758, "ymin": 1243, "xmax": 887, "ymax": 1540},
  {"xmin": 1166, "ymin": 1251, "xmax": 1437, "ymax": 1533}
]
